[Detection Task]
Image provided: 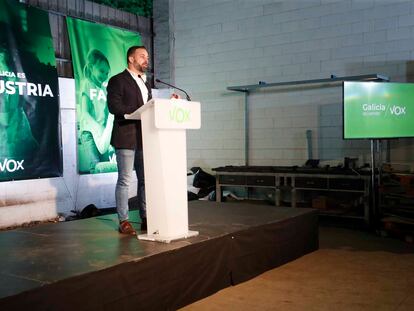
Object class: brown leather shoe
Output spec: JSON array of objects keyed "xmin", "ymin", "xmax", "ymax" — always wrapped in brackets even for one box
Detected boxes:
[{"xmin": 119, "ymin": 220, "xmax": 136, "ymax": 235}]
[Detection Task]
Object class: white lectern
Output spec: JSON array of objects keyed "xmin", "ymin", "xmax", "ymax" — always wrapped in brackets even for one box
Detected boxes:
[{"xmin": 129, "ymin": 98, "xmax": 201, "ymax": 243}]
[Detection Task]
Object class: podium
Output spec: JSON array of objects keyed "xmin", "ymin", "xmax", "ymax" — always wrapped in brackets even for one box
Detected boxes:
[{"xmin": 130, "ymin": 98, "xmax": 201, "ymax": 243}]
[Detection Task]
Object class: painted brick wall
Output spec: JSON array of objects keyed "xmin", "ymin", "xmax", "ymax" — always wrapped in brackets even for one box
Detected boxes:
[
  {"xmin": 164, "ymin": 0, "xmax": 414, "ymax": 169},
  {"xmin": 154, "ymin": 0, "xmax": 172, "ymax": 83}
]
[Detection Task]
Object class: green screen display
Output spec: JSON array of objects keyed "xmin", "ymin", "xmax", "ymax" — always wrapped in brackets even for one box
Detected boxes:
[
  {"xmin": 343, "ymin": 81, "xmax": 414, "ymax": 139},
  {"xmin": 66, "ymin": 18, "xmax": 141, "ymax": 174},
  {"xmin": 0, "ymin": 0, "xmax": 61, "ymax": 181}
]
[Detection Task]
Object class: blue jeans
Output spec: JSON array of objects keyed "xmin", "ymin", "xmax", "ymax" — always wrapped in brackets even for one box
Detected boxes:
[{"xmin": 115, "ymin": 149, "xmax": 146, "ymax": 222}]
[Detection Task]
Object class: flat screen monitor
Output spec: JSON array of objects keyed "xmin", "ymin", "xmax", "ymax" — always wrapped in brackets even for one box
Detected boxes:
[{"xmin": 343, "ymin": 81, "xmax": 414, "ymax": 139}]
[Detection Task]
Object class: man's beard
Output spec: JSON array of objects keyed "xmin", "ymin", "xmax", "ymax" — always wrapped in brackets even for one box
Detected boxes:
[{"xmin": 135, "ymin": 62, "xmax": 147, "ymax": 73}]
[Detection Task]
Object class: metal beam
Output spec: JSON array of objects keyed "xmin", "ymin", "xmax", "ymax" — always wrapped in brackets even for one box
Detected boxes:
[{"xmin": 227, "ymin": 74, "xmax": 389, "ymax": 93}]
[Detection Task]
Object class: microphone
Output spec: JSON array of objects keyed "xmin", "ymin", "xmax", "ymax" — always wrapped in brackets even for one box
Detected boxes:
[
  {"xmin": 138, "ymin": 75, "xmax": 152, "ymax": 100},
  {"xmin": 155, "ymin": 78, "xmax": 191, "ymax": 101},
  {"xmin": 137, "ymin": 74, "xmax": 146, "ymax": 83}
]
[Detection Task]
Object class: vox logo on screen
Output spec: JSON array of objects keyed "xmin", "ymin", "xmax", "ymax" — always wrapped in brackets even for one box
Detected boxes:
[{"xmin": 390, "ymin": 105, "xmax": 406, "ymax": 116}]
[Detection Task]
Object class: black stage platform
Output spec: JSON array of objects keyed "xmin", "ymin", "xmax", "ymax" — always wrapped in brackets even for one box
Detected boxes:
[{"xmin": 0, "ymin": 201, "xmax": 318, "ymax": 310}]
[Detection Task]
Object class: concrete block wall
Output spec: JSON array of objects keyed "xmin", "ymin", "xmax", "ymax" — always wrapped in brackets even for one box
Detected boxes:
[
  {"xmin": 161, "ymin": 0, "xmax": 414, "ymax": 169},
  {"xmin": 154, "ymin": 0, "xmax": 172, "ymax": 83}
]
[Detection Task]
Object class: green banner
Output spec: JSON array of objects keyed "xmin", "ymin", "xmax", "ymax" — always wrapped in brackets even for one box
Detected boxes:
[
  {"xmin": 344, "ymin": 81, "xmax": 414, "ymax": 139},
  {"xmin": 0, "ymin": 0, "xmax": 61, "ymax": 182},
  {"xmin": 67, "ymin": 18, "xmax": 141, "ymax": 174}
]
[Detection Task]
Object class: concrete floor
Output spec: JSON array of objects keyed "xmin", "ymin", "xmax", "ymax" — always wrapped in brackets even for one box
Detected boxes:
[{"xmin": 181, "ymin": 226, "xmax": 414, "ymax": 311}]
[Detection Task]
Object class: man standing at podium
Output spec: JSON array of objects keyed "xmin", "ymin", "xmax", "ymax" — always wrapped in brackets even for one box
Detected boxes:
[{"xmin": 107, "ymin": 46, "xmax": 151, "ymax": 235}]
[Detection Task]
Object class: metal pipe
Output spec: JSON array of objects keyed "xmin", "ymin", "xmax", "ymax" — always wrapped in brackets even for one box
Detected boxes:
[
  {"xmin": 244, "ymin": 91, "xmax": 249, "ymax": 166},
  {"xmin": 227, "ymin": 74, "xmax": 389, "ymax": 93},
  {"xmin": 370, "ymin": 139, "xmax": 376, "ymax": 226}
]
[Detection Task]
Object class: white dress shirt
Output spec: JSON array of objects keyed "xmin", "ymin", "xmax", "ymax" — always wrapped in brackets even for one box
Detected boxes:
[{"xmin": 127, "ymin": 68, "xmax": 149, "ymax": 104}]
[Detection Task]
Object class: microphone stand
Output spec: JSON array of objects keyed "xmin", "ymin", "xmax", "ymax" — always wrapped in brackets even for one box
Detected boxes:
[{"xmin": 155, "ymin": 78, "xmax": 191, "ymax": 101}]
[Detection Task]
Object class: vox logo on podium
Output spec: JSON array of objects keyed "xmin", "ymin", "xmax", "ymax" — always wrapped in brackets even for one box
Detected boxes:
[{"xmin": 169, "ymin": 106, "xmax": 191, "ymax": 123}]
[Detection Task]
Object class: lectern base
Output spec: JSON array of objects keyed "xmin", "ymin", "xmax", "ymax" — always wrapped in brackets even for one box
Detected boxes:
[{"xmin": 137, "ymin": 230, "xmax": 199, "ymax": 243}]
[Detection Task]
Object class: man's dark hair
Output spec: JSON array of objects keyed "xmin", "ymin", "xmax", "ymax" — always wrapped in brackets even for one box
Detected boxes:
[{"xmin": 127, "ymin": 45, "xmax": 147, "ymax": 64}]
